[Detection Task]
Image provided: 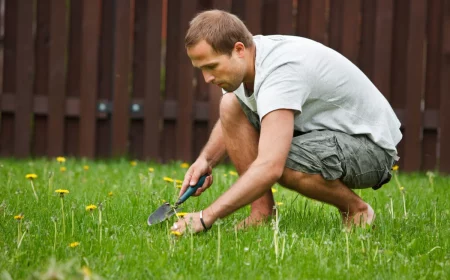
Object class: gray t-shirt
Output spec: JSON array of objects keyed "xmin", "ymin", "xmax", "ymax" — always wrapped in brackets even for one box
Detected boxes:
[{"xmin": 225, "ymin": 35, "xmax": 402, "ymax": 157}]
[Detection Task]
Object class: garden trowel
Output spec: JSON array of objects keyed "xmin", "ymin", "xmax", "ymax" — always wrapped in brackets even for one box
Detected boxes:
[{"xmin": 147, "ymin": 174, "xmax": 207, "ymax": 225}]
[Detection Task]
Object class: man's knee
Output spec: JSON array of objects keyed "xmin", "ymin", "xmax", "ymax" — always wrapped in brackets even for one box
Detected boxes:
[
  {"xmin": 278, "ymin": 167, "xmax": 312, "ymax": 189},
  {"xmin": 219, "ymin": 93, "xmax": 243, "ymax": 123}
]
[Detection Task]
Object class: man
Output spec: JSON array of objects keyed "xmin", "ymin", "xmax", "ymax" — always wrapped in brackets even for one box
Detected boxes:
[{"xmin": 171, "ymin": 10, "xmax": 401, "ymax": 234}]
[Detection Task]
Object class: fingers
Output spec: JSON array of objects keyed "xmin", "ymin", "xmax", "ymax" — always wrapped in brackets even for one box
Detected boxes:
[{"xmin": 194, "ymin": 174, "xmax": 213, "ymax": 196}]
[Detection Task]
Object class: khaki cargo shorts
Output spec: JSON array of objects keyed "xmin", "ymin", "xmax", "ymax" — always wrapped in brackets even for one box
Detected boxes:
[{"xmin": 237, "ymin": 96, "xmax": 396, "ymax": 189}]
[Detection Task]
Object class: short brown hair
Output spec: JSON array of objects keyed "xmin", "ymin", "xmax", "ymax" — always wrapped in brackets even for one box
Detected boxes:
[{"xmin": 185, "ymin": 10, "xmax": 254, "ymax": 55}]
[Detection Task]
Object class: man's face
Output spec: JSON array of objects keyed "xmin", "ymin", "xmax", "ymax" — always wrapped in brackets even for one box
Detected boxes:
[{"xmin": 187, "ymin": 40, "xmax": 246, "ymax": 92}]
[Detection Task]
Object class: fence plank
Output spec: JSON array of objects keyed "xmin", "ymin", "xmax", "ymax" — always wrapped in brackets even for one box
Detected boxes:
[
  {"xmin": 162, "ymin": 0, "xmax": 181, "ymax": 161},
  {"xmin": 340, "ymin": 0, "xmax": 361, "ymax": 64},
  {"xmin": 404, "ymin": 0, "xmax": 427, "ymax": 171},
  {"xmin": 46, "ymin": 0, "xmax": 68, "ymax": 157},
  {"xmin": 309, "ymin": 0, "xmax": 328, "ymax": 45},
  {"xmin": 244, "ymin": 0, "xmax": 262, "ymax": 35},
  {"xmin": 423, "ymin": 0, "xmax": 443, "ymax": 170},
  {"xmin": 296, "ymin": 0, "xmax": 310, "ymax": 37},
  {"xmin": 13, "ymin": 1, "xmax": 34, "ymax": 158},
  {"xmin": 134, "ymin": 0, "xmax": 163, "ymax": 160},
  {"xmin": 372, "ymin": 0, "xmax": 393, "ymax": 100},
  {"xmin": 110, "ymin": 0, "xmax": 132, "ymax": 157},
  {"xmin": 97, "ymin": 0, "xmax": 114, "ymax": 158},
  {"xmin": 79, "ymin": 0, "xmax": 101, "ymax": 158},
  {"xmin": 440, "ymin": 0, "xmax": 450, "ymax": 173},
  {"xmin": 175, "ymin": 0, "xmax": 196, "ymax": 161},
  {"xmin": 359, "ymin": 0, "xmax": 376, "ymax": 79},
  {"xmin": 328, "ymin": 0, "xmax": 342, "ymax": 50}
]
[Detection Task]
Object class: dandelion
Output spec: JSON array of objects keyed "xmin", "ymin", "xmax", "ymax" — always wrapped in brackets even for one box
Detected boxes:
[
  {"xmin": 69, "ymin": 241, "xmax": 80, "ymax": 248},
  {"xmin": 426, "ymin": 171, "xmax": 435, "ymax": 187},
  {"xmin": 55, "ymin": 189, "xmax": 69, "ymax": 235},
  {"xmin": 171, "ymin": 231, "xmax": 182, "ymax": 236},
  {"xmin": 148, "ymin": 167, "xmax": 154, "ymax": 173},
  {"xmin": 15, "ymin": 213, "xmax": 24, "ymax": 245},
  {"xmin": 276, "ymin": 202, "xmax": 284, "ymax": 206},
  {"xmin": 176, "ymin": 184, "xmax": 182, "ymax": 189},
  {"xmin": 271, "ymin": 188, "xmax": 277, "ymax": 193},
  {"xmin": 56, "ymin": 156, "xmax": 66, "ymax": 163},
  {"xmin": 175, "ymin": 179, "xmax": 183, "ymax": 184},
  {"xmin": 229, "ymin": 171, "xmax": 238, "ymax": 176},
  {"xmin": 392, "ymin": 165, "xmax": 399, "ymax": 171},
  {"xmin": 83, "ymin": 165, "xmax": 89, "ymax": 171},
  {"xmin": 108, "ymin": 191, "xmax": 113, "ymax": 197},
  {"xmin": 176, "ymin": 212, "xmax": 187, "ymax": 218},
  {"xmin": 86, "ymin": 204, "xmax": 97, "ymax": 211},
  {"xmin": 180, "ymin": 162, "xmax": 190, "ymax": 168},
  {"xmin": 163, "ymin": 177, "xmax": 174, "ymax": 183},
  {"xmin": 130, "ymin": 161, "xmax": 137, "ymax": 166},
  {"xmin": 60, "ymin": 166, "xmax": 67, "ymax": 173},
  {"xmin": 25, "ymin": 173, "xmax": 39, "ymax": 201},
  {"xmin": 14, "ymin": 214, "xmax": 24, "ymax": 220}
]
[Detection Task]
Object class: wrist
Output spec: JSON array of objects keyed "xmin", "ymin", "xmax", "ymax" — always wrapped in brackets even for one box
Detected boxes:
[{"xmin": 201, "ymin": 207, "xmax": 216, "ymax": 228}]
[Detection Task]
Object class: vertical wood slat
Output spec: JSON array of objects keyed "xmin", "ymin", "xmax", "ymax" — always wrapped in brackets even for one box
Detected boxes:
[
  {"xmin": 142, "ymin": 0, "xmax": 163, "ymax": 160},
  {"xmin": 175, "ymin": 0, "xmax": 197, "ymax": 161},
  {"xmin": 277, "ymin": 0, "xmax": 293, "ymax": 34},
  {"xmin": 340, "ymin": 0, "xmax": 361, "ymax": 64},
  {"xmin": 14, "ymin": 1, "xmax": 34, "ymax": 158},
  {"xmin": 47, "ymin": 0, "xmax": 68, "ymax": 157},
  {"xmin": 404, "ymin": 0, "xmax": 427, "ymax": 171},
  {"xmin": 79, "ymin": 0, "xmax": 101, "ymax": 158},
  {"xmin": 328, "ymin": 0, "xmax": 342, "ymax": 50},
  {"xmin": 33, "ymin": 0, "xmax": 50, "ymax": 156},
  {"xmin": 423, "ymin": 0, "xmax": 443, "ymax": 170},
  {"xmin": 309, "ymin": 0, "xmax": 328, "ymax": 45},
  {"xmin": 244, "ymin": 0, "xmax": 262, "ymax": 35},
  {"xmin": 296, "ymin": 0, "xmax": 310, "ymax": 37},
  {"xmin": 162, "ymin": 0, "xmax": 181, "ymax": 161},
  {"xmin": 358, "ymin": 0, "xmax": 376, "ymax": 79},
  {"xmin": 439, "ymin": 0, "xmax": 450, "ymax": 173},
  {"xmin": 0, "ymin": 0, "xmax": 3, "ymax": 103},
  {"xmin": 372, "ymin": 0, "xmax": 394, "ymax": 100},
  {"xmin": 111, "ymin": 0, "xmax": 132, "ymax": 157}
]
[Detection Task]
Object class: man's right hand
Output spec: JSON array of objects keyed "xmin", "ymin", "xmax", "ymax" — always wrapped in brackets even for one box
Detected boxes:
[{"xmin": 179, "ymin": 158, "xmax": 213, "ymax": 197}]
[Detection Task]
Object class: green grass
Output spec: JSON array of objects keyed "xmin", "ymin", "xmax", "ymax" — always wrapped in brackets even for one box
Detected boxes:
[{"xmin": 0, "ymin": 158, "xmax": 449, "ymax": 279}]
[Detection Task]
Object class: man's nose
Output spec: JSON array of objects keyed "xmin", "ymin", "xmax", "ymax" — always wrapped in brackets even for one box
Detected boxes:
[{"xmin": 203, "ymin": 72, "xmax": 215, "ymax": 84}]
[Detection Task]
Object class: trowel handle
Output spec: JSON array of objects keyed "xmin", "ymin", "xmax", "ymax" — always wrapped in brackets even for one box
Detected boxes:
[{"xmin": 175, "ymin": 174, "xmax": 208, "ymax": 205}]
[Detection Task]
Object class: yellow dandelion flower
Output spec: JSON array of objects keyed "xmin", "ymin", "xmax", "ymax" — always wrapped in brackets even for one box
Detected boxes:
[
  {"xmin": 171, "ymin": 231, "xmax": 182, "ymax": 236},
  {"xmin": 392, "ymin": 165, "xmax": 399, "ymax": 171},
  {"xmin": 108, "ymin": 191, "xmax": 113, "ymax": 197},
  {"xmin": 180, "ymin": 162, "xmax": 190, "ymax": 168},
  {"xmin": 229, "ymin": 171, "xmax": 238, "ymax": 176},
  {"xmin": 56, "ymin": 157, "xmax": 66, "ymax": 163},
  {"xmin": 276, "ymin": 202, "xmax": 284, "ymax": 206},
  {"xmin": 400, "ymin": 186, "xmax": 405, "ymax": 191},
  {"xmin": 163, "ymin": 177, "xmax": 174, "ymax": 183},
  {"xmin": 271, "ymin": 188, "xmax": 277, "ymax": 193},
  {"xmin": 55, "ymin": 189, "xmax": 69, "ymax": 195},
  {"xmin": 14, "ymin": 214, "xmax": 24, "ymax": 220},
  {"xmin": 148, "ymin": 167, "xmax": 154, "ymax": 173},
  {"xmin": 175, "ymin": 179, "xmax": 183, "ymax": 184},
  {"xmin": 176, "ymin": 212, "xmax": 187, "ymax": 218},
  {"xmin": 60, "ymin": 166, "xmax": 67, "ymax": 172},
  {"xmin": 130, "ymin": 161, "xmax": 137, "ymax": 166},
  {"xmin": 176, "ymin": 184, "xmax": 182, "ymax": 189},
  {"xmin": 162, "ymin": 199, "xmax": 166, "ymax": 203},
  {"xmin": 83, "ymin": 165, "xmax": 89, "ymax": 171},
  {"xmin": 86, "ymin": 204, "xmax": 97, "ymax": 211},
  {"xmin": 55, "ymin": 189, "xmax": 69, "ymax": 198},
  {"xmin": 69, "ymin": 241, "xmax": 80, "ymax": 248},
  {"xmin": 25, "ymin": 173, "xmax": 38, "ymax": 180}
]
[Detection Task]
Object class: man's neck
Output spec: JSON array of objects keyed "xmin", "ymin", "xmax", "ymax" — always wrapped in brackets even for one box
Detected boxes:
[{"xmin": 243, "ymin": 44, "xmax": 256, "ymax": 90}]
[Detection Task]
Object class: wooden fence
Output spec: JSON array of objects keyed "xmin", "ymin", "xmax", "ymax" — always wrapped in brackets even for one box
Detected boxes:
[{"xmin": 0, "ymin": 0, "xmax": 449, "ymax": 173}]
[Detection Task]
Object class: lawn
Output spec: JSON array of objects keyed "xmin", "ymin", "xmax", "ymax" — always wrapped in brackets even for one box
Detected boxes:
[{"xmin": 0, "ymin": 158, "xmax": 449, "ymax": 279}]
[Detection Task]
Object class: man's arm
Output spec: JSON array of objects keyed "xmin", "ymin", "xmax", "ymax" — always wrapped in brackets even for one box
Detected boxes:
[
  {"xmin": 179, "ymin": 119, "xmax": 227, "ymax": 196},
  {"xmin": 202, "ymin": 109, "xmax": 294, "ymax": 225}
]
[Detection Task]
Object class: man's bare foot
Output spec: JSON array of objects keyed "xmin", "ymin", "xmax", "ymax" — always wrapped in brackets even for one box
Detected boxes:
[
  {"xmin": 342, "ymin": 203, "xmax": 375, "ymax": 229},
  {"xmin": 236, "ymin": 213, "xmax": 272, "ymax": 230}
]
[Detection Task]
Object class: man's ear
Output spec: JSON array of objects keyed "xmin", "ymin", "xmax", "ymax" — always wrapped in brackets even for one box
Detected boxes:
[{"xmin": 234, "ymin": 42, "xmax": 246, "ymax": 58}]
